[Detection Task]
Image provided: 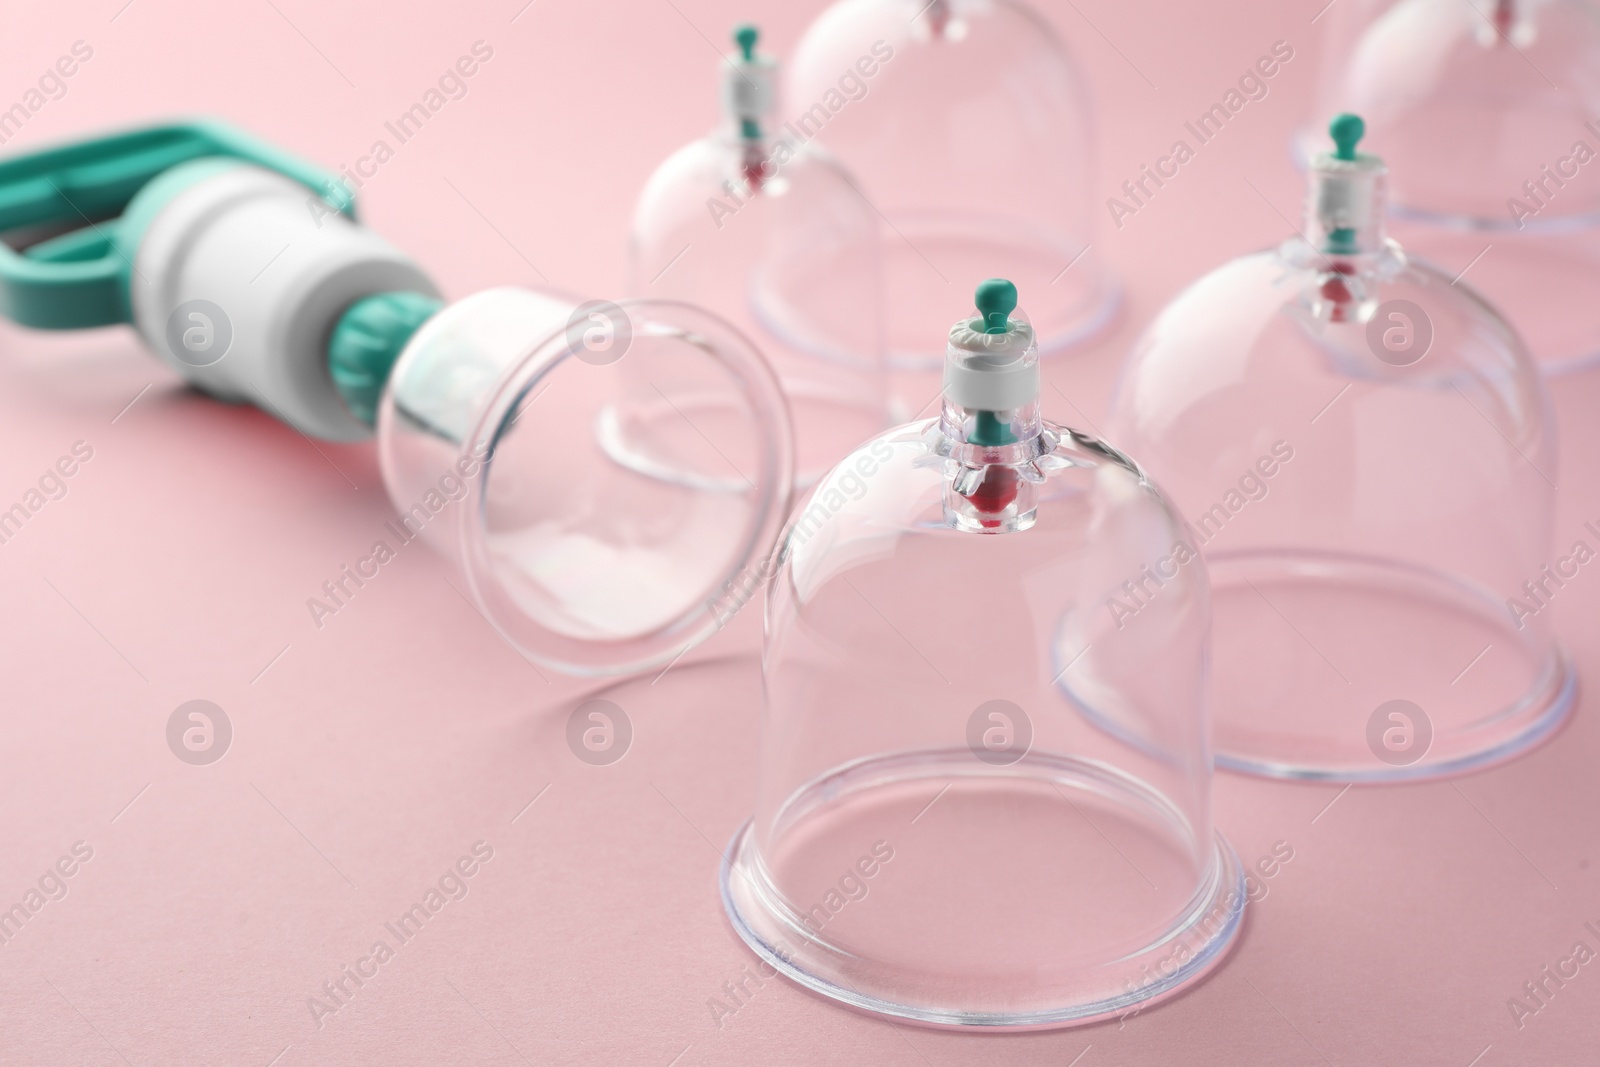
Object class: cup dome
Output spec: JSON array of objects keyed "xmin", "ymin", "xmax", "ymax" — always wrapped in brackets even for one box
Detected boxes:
[
  {"xmin": 721, "ymin": 282, "xmax": 1243, "ymax": 1028},
  {"xmin": 1304, "ymin": 0, "xmax": 1600, "ymax": 371},
  {"xmin": 1109, "ymin": 118, "xmax": 1574, "ymax": 781},
  {"xmin": 629, "ymin": 24, "xmax": 888, "ymax": 487},
  {"xmin": 787, "ymin": 0, "xmax": 1116, "ymax": 367}
]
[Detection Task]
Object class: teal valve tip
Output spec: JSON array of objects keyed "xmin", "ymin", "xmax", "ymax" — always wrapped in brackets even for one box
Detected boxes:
[
  {"xmin": 975, "ymin": 278, "xmax": 1018, "ymax": 334},
  {"xmin": 734, "ymin": 24, "xmax": 759, "ymax": 61},
  {"xmin": 1330, "ymin": 113, "xmax": 1365, "ymax": 161}
]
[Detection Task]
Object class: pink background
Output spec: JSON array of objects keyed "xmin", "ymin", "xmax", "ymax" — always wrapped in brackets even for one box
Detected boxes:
[{"xmin": 2, "ymin": 0, "xmax": 1599, "ymax": 1063}]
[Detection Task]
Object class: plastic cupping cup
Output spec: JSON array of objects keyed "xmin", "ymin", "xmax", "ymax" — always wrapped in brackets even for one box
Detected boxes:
[
  {"xmin": 1300, "ymin": 0, "xmax": 1600, "ymax": 373},
  {"xmin": 787, "ymin": 0, "xmax": 1117, "ymax": 367},
  {"xmin": 629, "ymin": 23, "xmax": 888, "ymax": 488},
  {"xmin": 1110, "ymin": 115, "xmax": 1574, "ymax": 782},
  {"xmin": 722, "ymin": 280, "xmax": 1244, "ymax": 1029}
]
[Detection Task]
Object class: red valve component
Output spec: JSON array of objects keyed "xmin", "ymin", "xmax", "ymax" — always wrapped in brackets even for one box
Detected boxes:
[
  {"xmin": 1494, "ymin": 0, "xmax": 1515, "ymax": 39},
  {"xmin": 741, "ymin": 144, "xmax": 767, "ymax": 194},
  {"xmin": 1321, "ymin": 261, "xmax": 1356, "ymax": 322},
  {"xmin": 962, "ymin": 465, "xmax": 1020, "ymax": 528}
]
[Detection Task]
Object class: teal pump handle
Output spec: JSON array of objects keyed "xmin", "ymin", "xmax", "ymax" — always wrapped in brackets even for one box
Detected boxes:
[{"xmin": 0, "ymin": 120, "xmax": 353, "ymax": 329}]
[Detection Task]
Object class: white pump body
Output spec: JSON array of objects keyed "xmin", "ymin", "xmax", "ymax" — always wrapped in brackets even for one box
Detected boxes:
[{"xmin": 128, "ymin": 162, "xmax": 438, "ymax": 441}]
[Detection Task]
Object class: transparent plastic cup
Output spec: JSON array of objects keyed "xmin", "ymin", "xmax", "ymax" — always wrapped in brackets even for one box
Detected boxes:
[
  {"xmin": 1299, "ymin": 0, "xmax": 1600, "ymax": 373},
  {"xmin": 1111, "ymin": 117, "xmax": 1575, "ymax": 781},
  {"xmin": 377, "ymin": 288, "xmax": 793, "ymax": 676},
  {"xmin": 722, "ymin": 282, "xmax": 1244, "ymax": 1028},
  {"xmin": 629, "ymin": 24, "xmax": 888, "ymax": 489},
  {"xmin": 788, "ymin": 0, "xmax": 1117, "ymax": 367}
]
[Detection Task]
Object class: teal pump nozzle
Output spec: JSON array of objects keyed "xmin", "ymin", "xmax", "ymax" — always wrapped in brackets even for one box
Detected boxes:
[
  {"xmin": 736, "ymin": 25, "xmax": 762, "ymax": 140},
  {"xmin": 734, "ymin": 23, "xmax": 759, "ymax": 62},
  {"xmin": 942, "ymin": 279, "xmax": 1043, "ymax": 530},
  {"xmin": 975, "ymin": 278, "xmax": 1018, "ymax": 334},
  {"xmin": 328, "ymin": 291, "xmax": 443, "ymax": 426},
  {"xmin": 723, "ymin": 23, "xmax": 776, "ymax": 144},
  {"xmin": 946, "ymin": 279, "xmax": 1038, "ymax": 448},
  {"xmin": 1329, "ymin": 112, "xmax": 1364, "ymax": 162},
  {"xmin": 1309, "ymin": 112, "xmax": 1387, "ymax": 257}
]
